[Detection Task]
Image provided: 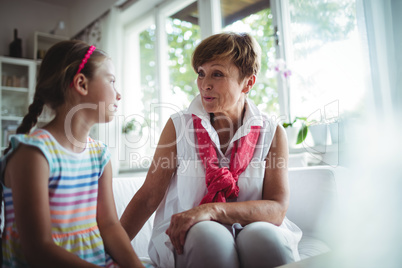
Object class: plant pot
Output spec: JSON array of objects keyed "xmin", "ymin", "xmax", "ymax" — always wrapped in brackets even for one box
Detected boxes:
[
  {"xmin": 309, "ymin": 124, "xmax": 328, "ymax": 146},
  {"xmin": 285, "ymin": 127, "xmax": 299, "ymax": 148},
  {"xmin": 328, "ymin": 122, "xmax": 339, "ymax": 144}
]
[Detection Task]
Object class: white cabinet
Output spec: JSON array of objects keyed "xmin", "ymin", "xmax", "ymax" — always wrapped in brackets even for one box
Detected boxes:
[{"xmin": 0, "ymin": 56, "xmax": 36, "ymax": 150}]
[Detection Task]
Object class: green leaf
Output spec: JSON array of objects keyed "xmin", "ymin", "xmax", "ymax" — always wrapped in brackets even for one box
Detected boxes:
[
  {"xmin": 296, "ymin": 124, "xmax": 308, "ymax": 144},
  {"xmin": 295, "ymin": 116, "xmax": 307, "ymax": 121},
  {"xmin": 283, "ymin": 122, "xmax": 292, "ymax": 128}
]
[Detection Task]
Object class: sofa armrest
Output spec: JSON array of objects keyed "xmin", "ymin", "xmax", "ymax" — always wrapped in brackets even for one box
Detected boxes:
[{"xmin": 286, "ymin": 166, "xmax": 344, "ymax": 247}]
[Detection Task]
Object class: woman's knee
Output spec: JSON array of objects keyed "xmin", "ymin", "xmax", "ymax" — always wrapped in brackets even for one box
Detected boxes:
[
  {"xmin": 236, "ymin": 222, "xmax": 294, "ymax": 267},
  {"xmin": 187, "ymin": 221, "xmax": 230, "ymax": 242},
  {"xmin": 238, "ymin": 222, "xmax": 285, "ymax": 245},
  {"xmin": 184, "ymin": 221, "xmax": 236, "ymax": 254},
  {"xmin": 176, "ymin": 221, "xmax": 239, "ymax": 268}
]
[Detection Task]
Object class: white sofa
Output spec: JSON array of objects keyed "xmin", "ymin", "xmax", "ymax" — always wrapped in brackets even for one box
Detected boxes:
[{"xmin": 113, "ymin": 166, "xmax": 344, "ymax": 266}]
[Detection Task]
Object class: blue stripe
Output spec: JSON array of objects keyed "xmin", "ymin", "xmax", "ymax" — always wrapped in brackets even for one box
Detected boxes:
[
  {"xmin": 54, "ymin": 157, "xmax": 100, "ymax": 165},
  {"xmin": 79, "ymin": 249, "xmax": 106, "ymax": 259},
  {"xmin": 51, "ymin": 165, "xmax": 103, "ymax": 173},
  {"xmin": 49, "ymin": 172, "xmax": 99, "ymax": 181},
  {"xmin": 48, "ymin": 180, "xmax": 98, "ymax": 189}
]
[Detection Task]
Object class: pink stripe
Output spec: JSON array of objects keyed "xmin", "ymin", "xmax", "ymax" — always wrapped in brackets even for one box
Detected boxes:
[
  {"xmin": 5, "ymin": 208, "xmax": 14, "ymax": 214},
  {"xmin": 49, "ymin": 188, "xmax": 97, "ymax": 198},
  {"xmin": 49, "ymin": 197, "xmax": 97, "ymax": 207}
]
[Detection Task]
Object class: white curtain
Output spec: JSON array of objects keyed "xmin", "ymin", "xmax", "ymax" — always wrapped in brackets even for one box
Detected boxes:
[
  {"xmin": 359, "ymin": 0, "xmax": 401, "ymax": 119},
  {"xmin": 328, "ymin": 1, "xmax": 402, "ymax": 268}
]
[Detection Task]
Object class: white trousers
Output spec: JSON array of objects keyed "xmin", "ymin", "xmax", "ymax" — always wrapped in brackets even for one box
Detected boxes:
[{"xmin": 175, "ymin": 221, "xmax": 296, "ymax": 268}]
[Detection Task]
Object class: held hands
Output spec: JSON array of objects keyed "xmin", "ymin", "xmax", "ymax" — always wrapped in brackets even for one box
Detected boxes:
[{"xmin": 165, "ymin": 204, "xmax": 214, "ymax": 255}]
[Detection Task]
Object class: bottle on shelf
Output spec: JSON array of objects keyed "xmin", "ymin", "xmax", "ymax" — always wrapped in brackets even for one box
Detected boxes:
[{"xmin": 9, "ymin": 29, "xmax": 22, "ymax": 58}]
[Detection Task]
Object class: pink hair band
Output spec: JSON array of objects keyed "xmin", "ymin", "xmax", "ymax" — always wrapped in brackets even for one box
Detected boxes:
[
  {"xmin": 76, "ymin": 45, "xmax": 96, "ymax": 75},
  {"xmin": 70, "ymin": 45, "xmax": 96, "ymax": 87}
]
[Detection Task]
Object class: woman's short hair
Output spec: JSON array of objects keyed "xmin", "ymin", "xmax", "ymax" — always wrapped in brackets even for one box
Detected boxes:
[{"xmin": 192, "ymin": 32, "xmax": 261, "ymax": 80}]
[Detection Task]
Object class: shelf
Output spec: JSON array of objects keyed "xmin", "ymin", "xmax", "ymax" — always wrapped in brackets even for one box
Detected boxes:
[
  {"xmin": 0, "ymin": 56, "xmax": 36, "ymax": 66},
  {"xmin": 1, "ymin": 86, "xmax": 29, "ymax": 93},
  {"xmin": 289, "ymin": 143, "xmax": 338, "ymax": 154},
  {"xmin": 0, "ymin": 56, "xmax": 35, "ymax": 147},
  {"xmin": 1, "ymin": 115, "xmax": 23, "ymax": 121},
  {"xmin": 32, "ymin": 31, "xmax": 68, "ymax": 60}
]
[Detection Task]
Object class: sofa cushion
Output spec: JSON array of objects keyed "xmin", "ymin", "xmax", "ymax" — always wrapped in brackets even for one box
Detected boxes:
[{"xmin": 298, "ymin": 235, "xmax": 331, "ymax": 259}]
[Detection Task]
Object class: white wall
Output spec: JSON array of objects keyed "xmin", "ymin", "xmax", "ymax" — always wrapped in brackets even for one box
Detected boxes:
[
  {"xmin": 0, "ymin": 0, "xmax": 70, "ymax": 57},
  {"xmin": 69, "ymin": 0, "xmax": 119, "ymax": 36},
  {"xmin": 0, "ymin": 0, "xmax": 117, "ymax": 58}
]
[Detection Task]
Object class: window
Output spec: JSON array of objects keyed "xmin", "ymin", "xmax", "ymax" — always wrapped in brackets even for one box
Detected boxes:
[
  {"xmin": 284, "ymin": 0, "xmax": 365, "ymax": 122},
  {"xmin": 121, "ymin": 0, "xmax": 199, "ymax": 171},
  {"xmin": 121, "ymin": 0, "xmax": 282, "ymax": 172},
  {"xmin": 121, "ymin": 19, "xmax": 158, "ymax": 170},
  {"xmin": 224, "ymin": 6, "xmax": 279, "ymax": 117},
  {"xmin": 167, "ymin": 6, "xmax": 201, "ymax": 107},
  {"xmin": 119, "ymin": 0, "xmax": 367, "ymax": 171}
]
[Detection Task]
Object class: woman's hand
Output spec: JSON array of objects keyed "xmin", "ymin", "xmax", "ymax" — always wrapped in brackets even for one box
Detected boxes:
[{"xmin": 166, "ymin": 204, "xmax": 215, "ymax": 255}]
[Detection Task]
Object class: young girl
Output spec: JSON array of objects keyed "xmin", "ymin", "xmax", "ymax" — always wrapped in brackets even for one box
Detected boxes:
[{"xmin": 0, "ymin": 40, "xmax": 144, "ymax": 267}]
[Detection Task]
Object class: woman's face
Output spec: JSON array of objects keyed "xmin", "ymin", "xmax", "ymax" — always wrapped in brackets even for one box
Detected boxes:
[{"xmin": 196, "ymin": 59, "xmax": 252, "ymax": 117}]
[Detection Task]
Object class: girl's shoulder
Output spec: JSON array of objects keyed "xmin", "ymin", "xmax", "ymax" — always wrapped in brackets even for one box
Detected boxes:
[
  {"xmin": 86, "ymin": 136, "xmax": 111, "ymax": 166},
  {"xmin": 1, "ymin": 129, "xmax": 53, "ymax": 183},
  {"xmin": 7, "ymin": 129, "xmax": 53, "ymax": 155},
  {"xmin": 86, "ymin": 136, "xmax": 109, "ymax": 157},
  {"xmin": 87, "ymin": 136, "xmax": 108, "ymax": 149}
]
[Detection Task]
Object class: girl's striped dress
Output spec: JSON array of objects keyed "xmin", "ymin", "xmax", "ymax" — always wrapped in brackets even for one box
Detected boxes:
[{"xmin": 1, "ymin": 129, "xmax": 114, "ymax": 267}]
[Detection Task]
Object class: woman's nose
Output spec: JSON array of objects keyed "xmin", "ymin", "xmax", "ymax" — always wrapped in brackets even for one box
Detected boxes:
[
  {"xmin": 200, "ymin": 78, "xmax": 212, "ymax": 91},
  {"xmin": 116, "ymin": 91, "xmax": 122, "ymax": 101}
]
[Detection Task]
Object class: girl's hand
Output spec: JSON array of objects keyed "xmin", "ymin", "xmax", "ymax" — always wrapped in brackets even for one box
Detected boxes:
[{"xmin": 165, "ymin": 204, "xmax": 215, "ymax": 255}]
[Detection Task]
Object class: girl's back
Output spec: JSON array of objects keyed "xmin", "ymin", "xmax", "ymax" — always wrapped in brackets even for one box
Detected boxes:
[{"xmin": 2, "ymin": 129, "xmax": 110, "ymax": 266}]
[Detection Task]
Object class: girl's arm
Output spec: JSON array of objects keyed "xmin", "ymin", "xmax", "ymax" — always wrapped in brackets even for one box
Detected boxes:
[
  {"xmin": 166, "ymin": 124, "xmax": 290, "ymax": 254},
  {"xmin": 120, "ymin": 118, "xmax": 177, "ymax": 240},
  {"xmin": 97, "ymin": 161, "xmax": 144, "ymax": 268},
  {"xmin": 6, "ymin": 145, "xmax": 98, "ymax": 268}
]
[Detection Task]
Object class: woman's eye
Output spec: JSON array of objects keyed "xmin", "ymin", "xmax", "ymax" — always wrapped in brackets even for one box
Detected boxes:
[
  {"xmin": 213, "ymin": 72, "xmax": 223, "ymax": 77},
  {"xmin": 197, "ymin": 71, "xmax": 205, "ymax": 77}
]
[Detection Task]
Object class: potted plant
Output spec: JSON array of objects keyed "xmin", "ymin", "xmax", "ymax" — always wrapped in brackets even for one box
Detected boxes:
[
  {"xmin": 282, "ymin": 117, "xmax": 308, "ymax": 146},
  {"xmin": 122, "ymin": 119, "xmax": 143, "ymax": 136},
  {"xmin": 120, "ymin": 118, "xmax": 147, "ymax": 169}
]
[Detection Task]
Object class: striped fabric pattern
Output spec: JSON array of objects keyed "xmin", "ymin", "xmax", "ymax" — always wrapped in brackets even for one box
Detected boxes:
[{"xmin": 1, "ymin": 129, "xmax": 111, "ymax": 267}]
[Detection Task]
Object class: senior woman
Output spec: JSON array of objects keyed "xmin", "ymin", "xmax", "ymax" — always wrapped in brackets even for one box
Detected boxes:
[{"xmin": 121, "ymin": 32, "xmax": 302, "ymax": 268}]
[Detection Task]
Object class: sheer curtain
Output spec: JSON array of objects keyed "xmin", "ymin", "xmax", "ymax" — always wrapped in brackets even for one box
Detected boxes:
[
  {"xmin": 359, "ymin": 0, "xmax": 401, "ymax": 118},
  {"xmin": 327, "ymin": 1, "xmax": 402, "ymax": 268}
]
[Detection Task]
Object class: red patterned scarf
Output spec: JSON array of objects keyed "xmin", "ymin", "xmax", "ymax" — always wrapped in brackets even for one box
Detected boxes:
[{"xmin": 192, "ymin": 114, "xmax": 261, "ymax": 204}]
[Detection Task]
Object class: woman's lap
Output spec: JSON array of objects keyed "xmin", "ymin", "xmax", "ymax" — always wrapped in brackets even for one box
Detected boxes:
[{"xmin": 175, "ymin": 221, "xmax": 295, "ymax": 268}]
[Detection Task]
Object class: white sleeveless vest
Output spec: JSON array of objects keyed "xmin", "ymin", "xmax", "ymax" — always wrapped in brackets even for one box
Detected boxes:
[{"xmin": 148, "ymin": 95, "xmax": 302, "ymax": 267}]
